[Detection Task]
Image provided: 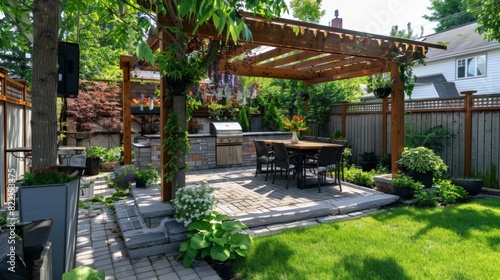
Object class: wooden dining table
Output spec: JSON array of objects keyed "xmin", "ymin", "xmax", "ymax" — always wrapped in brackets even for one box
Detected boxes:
[{"xmin": 263, "ymin": 140, "xmax": 342, "ymax": 189}]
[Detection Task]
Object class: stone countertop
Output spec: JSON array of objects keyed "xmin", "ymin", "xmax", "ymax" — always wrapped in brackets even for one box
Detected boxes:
[{"xmin": 142, "ymin": 131, "xmax": 291, "ymax": 139}]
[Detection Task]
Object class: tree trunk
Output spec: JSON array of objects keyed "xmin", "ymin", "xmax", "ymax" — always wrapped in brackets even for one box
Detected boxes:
[
  {"xmin": 173, "ymin": 94, "xmax": 186, "ymax": 191},
  {"xmin": 31, "ymin": 0, "xmax": 59, "ymax": 170}
]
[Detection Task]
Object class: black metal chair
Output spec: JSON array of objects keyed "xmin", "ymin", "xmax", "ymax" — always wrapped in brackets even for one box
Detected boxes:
[
  {"xmin": 254, "ymin": 140, "xmax": 275, "ymax": 181},
  {"xmin": 272, "ymin": 142, "xmax": 296, "ymax": 189},
  {"xmin": 316, "ymin": 146, "xmax": 345, "ymax": 193}
]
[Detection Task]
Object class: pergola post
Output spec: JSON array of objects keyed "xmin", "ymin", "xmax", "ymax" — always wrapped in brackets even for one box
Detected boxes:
[
  {"xmin": 120, "ymin": 56, "xmax": 132, "ymax": 165},
  {"xmin": 389, "ymin": 62, "xmax": 405, "ymax": 176}
]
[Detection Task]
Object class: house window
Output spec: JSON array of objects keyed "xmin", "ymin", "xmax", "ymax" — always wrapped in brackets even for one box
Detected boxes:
[{"xmin": 456, "ymin": 55, "xmax": 486, "ymax": 79}]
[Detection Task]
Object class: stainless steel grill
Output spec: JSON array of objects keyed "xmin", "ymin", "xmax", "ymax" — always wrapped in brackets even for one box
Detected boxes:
[{"xmin": 210, "ymin": 122, "xmax": 243, "ymax": 165}]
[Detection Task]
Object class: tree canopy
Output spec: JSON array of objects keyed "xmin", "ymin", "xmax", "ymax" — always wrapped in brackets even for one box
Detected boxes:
[{"xmin": 423, "ymin": 0, "xmax": 477, "ymax": 32}]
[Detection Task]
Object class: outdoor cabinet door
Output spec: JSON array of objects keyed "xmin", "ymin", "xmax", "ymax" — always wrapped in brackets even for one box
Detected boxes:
[{"xmin": 216, "ymin": 145, "xmax": 243, "ymax": 165}]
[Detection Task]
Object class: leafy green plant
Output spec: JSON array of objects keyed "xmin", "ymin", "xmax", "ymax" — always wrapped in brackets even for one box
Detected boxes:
[
  {"xmin": 367, "ymin": 74, "xmax": 392, "ymax": 93},
  {"xmin": 405, "ymin": 125, "xmax": 455, "ymax": 153},
  {"xmin": 172, "ymin": 181, "xmax": 217, "ymax": 227},
  {"xmin": 83, "ymin": 146, "xmax": 107, "ymax": 159},
  {"xmin": 23, "ymin": 167, "xmax": 79, "ymax": 185},
  {"xmin": 414, "ymin": 188, "xmax": 439, "ymax": 207},
  {"xmin": 162, "ymin": 110, "xmax": 189, "ymax": 185},
  {"xmin": 397, "ymin": 146, "xmax": 448, "ymax": 175},
  {"xmin": 132, "ymin": 168, "xmax": 159, "ymax": 185},
  {"xmin": 392, "ymin": 174, "xmax": 424, "ymax": 190},
  {"xmin": 62, "ymin": 265, "xmax": 105, "ymax": 280},
  {"xmin": 343, "ymin": 165, "xmax": 375, "ymax": 187},
  {"xmin": 208, "ymin": 103, "xmax": 237, "ymax": 121},
  {"xmin": 437, "ymin": 180, "xmax": 468, "ymax": 204},
  {"xmin": 101, "ymin": 147, "xmax": 122, "ymax": 163},
  {"xmin": 177, "ymin": 211, "xmax": 253, "ymax": 268}
]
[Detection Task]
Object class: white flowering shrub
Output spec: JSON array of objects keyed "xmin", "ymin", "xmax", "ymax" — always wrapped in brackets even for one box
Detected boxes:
[{"xmin": 172, "ymin": 180, "xmax": 217, "ymax": 227}]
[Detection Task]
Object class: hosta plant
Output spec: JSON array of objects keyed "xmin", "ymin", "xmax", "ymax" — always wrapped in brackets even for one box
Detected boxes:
[
  {"xmin": 177, "ymin": 211, "xmax": 253, "ymax": 268},
  {"xmin": 397, "ymin": 146, "xmax": 447, "ymax": 175}
]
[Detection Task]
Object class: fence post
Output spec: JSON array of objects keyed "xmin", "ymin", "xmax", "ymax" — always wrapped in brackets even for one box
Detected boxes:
[
  {"xmin": 341, "ymin": 101, "xmax": 347, "ymax": 137},
  {"xmin": 462, "ymin": 90, "xmax": 477, "ymax": 177},
  {"xmin": 382, "ymin": 98, "xmax": 388, "ymax": 155}
]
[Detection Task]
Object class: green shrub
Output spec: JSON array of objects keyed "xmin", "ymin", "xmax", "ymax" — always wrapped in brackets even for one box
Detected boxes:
[
  {"xmin": 261, "ymin": 100, "xmax": 282, "ymax": 131},
  {"xmin": 392, "ymin": 174, "xmax": 424, "ymax": 190},
  {"xmin": 437, "ymin": 180, "xmax": 469, "ymax": 204},
  {"xmin": 177, "ymin": 211, "xmax": 253, "ymax": 268},
  {"xmin": 132, "ymin": 168, "xmax": 159, "ymax": 185},
  {"xmin": 414, "ymin": 189, "xmax": 439, "ymax": 207},
  {"xmin": 344, "ymin": 165, "xmax": 375, "ymax": 187},
  {"xmin": 237, "ymin": 106, "xmax": 250, "ymax": 132},
  {"xmin": 102, "ymin": 147, "xmax": 122, "ymax": 163}
]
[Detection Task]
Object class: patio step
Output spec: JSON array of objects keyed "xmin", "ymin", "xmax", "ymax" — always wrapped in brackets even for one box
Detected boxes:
[
  {"xmin": 231, "ymin": 192, "xmax": 399, "ymax": 228},
  {"xmin": 115, "ymin": 178, "xmax": 400, "ymax": 259},
  {"xmin": 115, "ymin": 201, "xmax": 175, "ymax": 258}
]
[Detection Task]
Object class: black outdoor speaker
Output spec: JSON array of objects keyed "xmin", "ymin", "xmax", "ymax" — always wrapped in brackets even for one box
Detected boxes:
[{"xmin": 57, "ymin": 42, "xmax": 79, "ymax": 98}]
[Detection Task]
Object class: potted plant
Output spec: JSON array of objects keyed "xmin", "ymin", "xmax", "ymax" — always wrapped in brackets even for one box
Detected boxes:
[
  {"xmin": 100, "ymin": 147, "xmax": 122, "ymax": 170},
  {"xmin": 19, "ymin": 167, "xmax": 81, "ymax": 279},
  {"xmin": 132, "ymin": 168, "xmax": 159, "ymax": 188},
  {"xmin": 83, "ymin": 146, "xmax": 106, "ymax": 176},
  {"xmin": 451, "ymin": 177, "xmax": 483, "ymax": 196},
  {"xmin": 391, "ymin": 173, "xmax": 424, "ymax": 199},
  {"xmin": 397, "ymin": 146, "xmax": 448, "ymax": 188},
  {"xmin": 360, "ymin": 151, "xmax": 379, "ymax": 172},
  {"xmin": 368, "ymin": 74, "xmax": 392, "ymax": 98}
]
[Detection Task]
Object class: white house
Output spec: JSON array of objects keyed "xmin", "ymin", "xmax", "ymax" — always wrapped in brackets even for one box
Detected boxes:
[{"xmin": 411, "ymin": 22, "xmax": 500, "ymax": 99}]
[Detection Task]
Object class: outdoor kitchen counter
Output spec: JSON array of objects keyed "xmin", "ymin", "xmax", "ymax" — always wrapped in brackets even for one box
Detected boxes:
[{"xmin": 133, "ymin": 132, "xmax": 292, "ymax": 171}]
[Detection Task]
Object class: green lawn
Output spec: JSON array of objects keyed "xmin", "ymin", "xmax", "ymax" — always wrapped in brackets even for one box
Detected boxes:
[{"xmin": 230, "ymin": 198, "xmax": 500, "ymax": 280}]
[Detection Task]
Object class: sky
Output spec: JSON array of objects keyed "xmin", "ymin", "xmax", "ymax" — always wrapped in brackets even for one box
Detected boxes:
[{"xmin": 283, "ymin": 0, "xmax": 439, "ymax": 37}]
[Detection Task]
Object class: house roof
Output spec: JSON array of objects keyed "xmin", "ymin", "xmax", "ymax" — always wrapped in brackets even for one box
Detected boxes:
[
  {"xmin": 421, "ymin": 22, "xmax": 500, "ymax": 60},
  {"xmin": 416, "ymin": 74, "xmax": 459, "ymax": 98}
]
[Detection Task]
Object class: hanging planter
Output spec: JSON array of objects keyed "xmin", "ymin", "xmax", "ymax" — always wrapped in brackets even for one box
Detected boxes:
[
  {"xmin": 165, "ymin": 78, "xmax": 192, "ymax": 96},
  {"xmin": 374, "ymin": 87, "xmax": 392, "ymax": 98}
]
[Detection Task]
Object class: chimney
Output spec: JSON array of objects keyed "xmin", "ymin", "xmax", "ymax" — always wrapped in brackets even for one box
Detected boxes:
[{"xmin": 331, "ymin": 10, "xmax": 342, "ymax": 28}]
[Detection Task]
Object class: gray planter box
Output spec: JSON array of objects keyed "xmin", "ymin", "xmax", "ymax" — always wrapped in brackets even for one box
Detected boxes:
[{"xmin": 19, "ymin": 178, "xmax": 80, "ymax": 280}]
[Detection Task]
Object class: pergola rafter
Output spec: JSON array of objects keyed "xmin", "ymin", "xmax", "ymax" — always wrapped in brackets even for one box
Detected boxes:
[{"xmin": 121, "ymin": 8, "xmax": 446, "ymax": 202}]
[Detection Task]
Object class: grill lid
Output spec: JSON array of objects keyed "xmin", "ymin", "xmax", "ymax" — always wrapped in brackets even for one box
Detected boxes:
[{"xmin": 210, "ymin": 122, "xmax": 243, "ymax": 135}]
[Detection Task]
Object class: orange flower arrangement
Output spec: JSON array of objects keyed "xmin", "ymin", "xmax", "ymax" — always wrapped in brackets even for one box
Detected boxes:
[
  {"xmin": 282, "ymin": 115, "xmax": 308, "ymax": 132},
  {"xmin": 131, "ymin": 96, "xmax": 160, "ymax": 107}
]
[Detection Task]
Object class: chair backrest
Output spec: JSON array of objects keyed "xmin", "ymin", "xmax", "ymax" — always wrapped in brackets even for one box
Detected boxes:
[
  {"xmin": 317, "ymin": 146, "xmax": 344, "ymax": 167},
  {"xmin": 254, "ymin": 140, "xmax": 270, "ymax": 157},
  {"xmin": 272, "ymin": 142, "xmax": 291, "ymax": 169},
  {"xmin": 316, "ymin": 137, "xmax": 331, "ymax": 143},
  {"xmin": 301, "ymin": 135, "xmax": 316, "ymax": 142}
]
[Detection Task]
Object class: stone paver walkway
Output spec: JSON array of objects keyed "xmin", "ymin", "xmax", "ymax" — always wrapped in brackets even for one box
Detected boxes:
[{"xmin": 76, "ymin": 177, "xmax": 220, "ymax": 280}]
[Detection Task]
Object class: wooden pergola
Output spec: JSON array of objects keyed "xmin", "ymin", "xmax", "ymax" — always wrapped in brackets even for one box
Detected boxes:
[{"xmin": 120, "ymin": 11, "xmax": 446, "ymax": 201}]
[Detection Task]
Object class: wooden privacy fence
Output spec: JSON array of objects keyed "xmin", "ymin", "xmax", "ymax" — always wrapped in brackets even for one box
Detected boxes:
[
  {"xmin": 1, "ymin": 67, "xmax": 32, "ymax": 204},
  {"xmin": 330, "ymin": 92, "xmax": 500, "ymax": 189}
]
